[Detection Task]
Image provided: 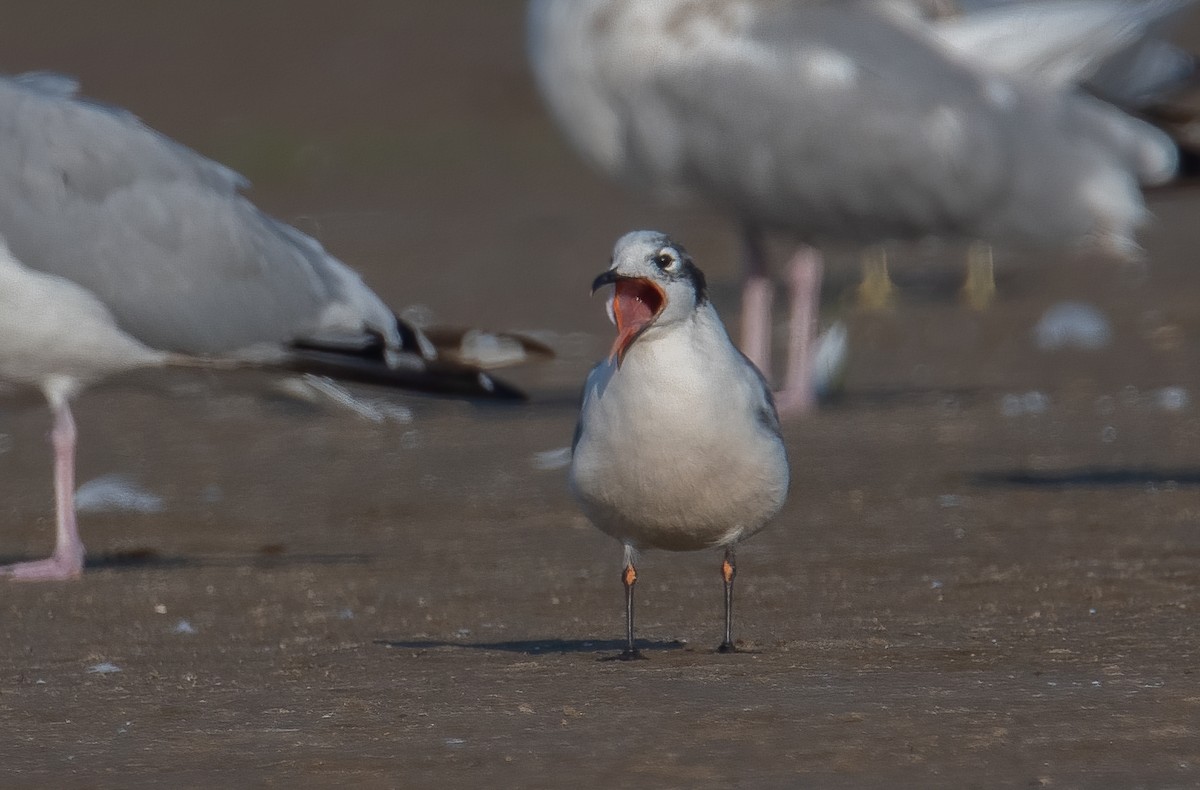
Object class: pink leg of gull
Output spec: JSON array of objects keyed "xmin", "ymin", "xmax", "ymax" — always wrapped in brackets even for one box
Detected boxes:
[
  {"xmin": 739, "ymin": 229, "xmax": 774, "ymax": 377},
  {"xmin": 1, "ymin": 398, "xmax": 85, "ymax": 581},
  {"xmin": 774, "ymin": 245, "xmax": 824, "ymax": 416}
]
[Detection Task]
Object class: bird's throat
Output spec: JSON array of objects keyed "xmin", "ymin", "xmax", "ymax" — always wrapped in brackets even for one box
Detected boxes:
[{"xmin": 609, "ymin": 278, "xmax": 665, "ymax": 365}]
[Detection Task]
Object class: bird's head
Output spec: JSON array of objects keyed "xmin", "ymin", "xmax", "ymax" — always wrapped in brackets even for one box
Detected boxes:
[{"xmin": 591, "ymin": 230, "xmax": 708, "ymax": 365}]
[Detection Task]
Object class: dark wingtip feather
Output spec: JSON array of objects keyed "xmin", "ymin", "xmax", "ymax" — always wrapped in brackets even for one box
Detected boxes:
[
  {"xmin": 284, "ymin": 348, "xmax": 527, "ymax": 401},
  {"xmin": 284, "ymin": 314, "xmax": 529, "ymax": 401}
]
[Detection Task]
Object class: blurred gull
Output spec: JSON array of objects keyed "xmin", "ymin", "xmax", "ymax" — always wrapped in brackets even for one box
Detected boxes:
[
  {"xmin": 905, "ymin": 0, "xmax": 1199, "ymax": 306},
  {"xmin": 528, "ymin": 0, "xmax": 1187, "ymax": 413},
  {"xmin": 0, "ymin": 73, "xmax": 523, "ymax": 581},
  {"xmin": 925, "ymin": 0, "xmax": 1199, "ymax": 109}
]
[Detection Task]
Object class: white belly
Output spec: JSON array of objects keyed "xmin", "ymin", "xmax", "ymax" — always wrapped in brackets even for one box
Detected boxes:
[{"xmin": 570, "ymin": 317, "xmax": 789, "ymax": 552}]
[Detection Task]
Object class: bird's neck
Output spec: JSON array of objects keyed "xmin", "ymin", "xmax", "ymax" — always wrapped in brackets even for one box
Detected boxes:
[{"xmin": 624, "ymin": 303, "xmax": 734, "ymax": 378}]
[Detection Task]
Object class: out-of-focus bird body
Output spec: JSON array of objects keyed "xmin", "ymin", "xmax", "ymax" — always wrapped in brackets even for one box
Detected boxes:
[
  {"xmin": 528, "ymin": 0, "xmax": 1177, "ymax": 255},
  {"xmin": 528, "ymin": 0, "xmax": 1189, "ymax": 411},
  {"xmin": 0, "ymin": 72, "xmax": 520, "ymax": 580}
]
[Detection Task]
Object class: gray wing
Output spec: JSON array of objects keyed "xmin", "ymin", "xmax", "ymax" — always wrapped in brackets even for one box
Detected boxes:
[
  {"xmin": 732, "ymin": 346, "xmax": 783, "ymax": 439},
  {"xmin": 642, "ymin": 2, "xmax": 1012, "ymax": 241},
  {"xmin": 571, "ymin": 359, "xmax": 608, "ymax": 455},
  {"xmin": 0, "ymin": 73, "xmax": 397, "ymax": 356},
  {"xmin": 931, "ymin": 0, "xmax": 1198, "ymax": 106}
]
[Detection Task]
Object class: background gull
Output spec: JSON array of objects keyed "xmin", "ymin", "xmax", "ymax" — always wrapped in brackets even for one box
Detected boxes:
[
  {"xmin": 925, "ymin": 0, "xmax": 1198, "ymax": 111},
  {"xmin": 527, "ymin": 0, "xmax": 1189, "ymax": 413},
  {"xmin": 882, "ymin": 0, "xmax": 1200, "ymax": 309},
  {"xmin": 0, "ymin": 72, "xmax": 521, "ymax": 582}
]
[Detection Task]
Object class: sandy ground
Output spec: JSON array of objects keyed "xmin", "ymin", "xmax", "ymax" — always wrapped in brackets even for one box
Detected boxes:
[{"xmin": 0, "ymin": 2, "xmax": 1199, "ymax": 787}]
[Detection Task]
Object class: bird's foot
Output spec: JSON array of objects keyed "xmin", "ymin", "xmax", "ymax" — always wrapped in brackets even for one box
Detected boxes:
[
  {"xmin": 960, "ymin": 266, "xmax": 995, "ymax": 310},
  {"xmin": 855, "ymin": 254, "xmax": 896, "ymax": 312},
  {"xmin": 0, "ymin": 549, "xmax": 84, "ymax": 582},
  {"xmin": 603, "ymin": 648, "xmax": 648, "ymax": 662},
  {"xmin": 960, "ymin": 242, "xmax": 995, "ymax": 311}
]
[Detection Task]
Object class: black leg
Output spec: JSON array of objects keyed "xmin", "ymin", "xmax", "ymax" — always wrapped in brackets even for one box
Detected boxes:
[
  {"xmin": 718, "ymin": 547, "xmax": 737, "ymax": 653},
  {"xmin": 606, "ymin": 560, "xmax": 646, "ymax": 661}
]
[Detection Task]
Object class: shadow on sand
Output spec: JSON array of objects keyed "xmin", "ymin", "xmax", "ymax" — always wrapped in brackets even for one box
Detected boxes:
[
  {"xmin": 971, "ymin": 468, "xmax": 1200, "ymax": 489},
  {"xmin": 375, "ymin": 638, "xmax": 687, "ymax": 656},
  {"xmin": 0, "ymin": 549, "xmax": 373, "ymax": 573}
]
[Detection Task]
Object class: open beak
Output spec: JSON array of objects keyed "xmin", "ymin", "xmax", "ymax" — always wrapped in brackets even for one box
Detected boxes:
[{"xmin": 591, "ymin": 270, "xmax": 667, "ymax": 366}]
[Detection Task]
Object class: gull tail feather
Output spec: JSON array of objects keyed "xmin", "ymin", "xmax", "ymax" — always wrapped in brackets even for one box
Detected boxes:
[{"xmin": 287, "ymin": 316, "xmax": 527, "ymax": 401}]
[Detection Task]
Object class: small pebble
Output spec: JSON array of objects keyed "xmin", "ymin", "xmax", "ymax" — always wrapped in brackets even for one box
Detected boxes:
[
  {"xmin": 1001, "ymin": 392, "xmax": 1048, "ymax": 417},
  {"xmin": 1154, "ymin": 387, "xmax": 1189, "ymax": 412},
  {"xmin": 1033, "ymin": 302, "xmax": 1112, "ymax": 351},
  {"xmin": 76, "ymin": 475, "xmax": 163, "ymax": 514}
]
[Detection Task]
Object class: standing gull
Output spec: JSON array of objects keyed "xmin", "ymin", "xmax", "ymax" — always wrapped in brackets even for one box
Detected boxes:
[
  {"xmin": 921, "ymin": 0, "xmax": 1200, "ymax": 308},
  {"xmin": 527, "ymin": 0, "xmax": 1183, "ymax": 412},
  {"xmin": 0, "ymin": 72, "xmax": 521, "ymax": 581},
  {"xmin": 571, "ymin": 231, "xmax": 789, "ymax": 659}
]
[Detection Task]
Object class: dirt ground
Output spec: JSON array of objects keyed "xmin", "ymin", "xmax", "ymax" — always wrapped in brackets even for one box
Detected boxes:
[{"xmin": 1, "ymin": 2, "xmax": 1199, "ymax": 787}]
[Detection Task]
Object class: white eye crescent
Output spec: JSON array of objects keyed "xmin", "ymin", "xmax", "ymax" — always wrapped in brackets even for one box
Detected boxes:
[{"xmin": 653, "ymin": 250, "xmax": 680, "ymax": 272}]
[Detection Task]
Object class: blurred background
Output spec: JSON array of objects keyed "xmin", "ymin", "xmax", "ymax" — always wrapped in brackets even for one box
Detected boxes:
[
  {"xmin": 1, "ymin": 2, "xmax": 1200, "ymax": 784},
  {"xmin": 0, "ymin": 0, "xmax": 740, "ymax": 335},
  {"xmin": 0, "ymin": 1, "xmax": 1194, "ymax": 394}
]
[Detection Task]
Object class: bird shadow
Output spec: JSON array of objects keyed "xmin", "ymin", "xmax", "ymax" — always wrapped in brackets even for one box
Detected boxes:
[
  {"xmin": 0, "ymin": 548, "xmax": 372, "ymax": 573},
  {"xmin": 0, "ymin": 548, "xmax": 193, "ymax": 573},
  {"xmin": 374, "ymin": 638, "xmax": 687, "ymax": 656},
  {"xmin": 89, "ymin": 548, "xmax": 191, "ymax": 571},
  {"xmin": 970, "ymin": 467, "xmax": 1200, "ymax": 489}
]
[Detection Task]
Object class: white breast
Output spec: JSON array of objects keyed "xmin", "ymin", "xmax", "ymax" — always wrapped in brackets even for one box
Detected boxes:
[
  {"xmin": 0, "ymin": 238, "xmax": 165, "ymax": 396},
  {"xmin": 570, "ymin": 306, "xmax": 789, "ymax": 551}
]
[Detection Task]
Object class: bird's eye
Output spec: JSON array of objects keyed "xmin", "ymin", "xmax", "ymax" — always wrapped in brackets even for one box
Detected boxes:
[{"xmin": 653, "ymin": 251, "xmax": 677, "ymax": 271}]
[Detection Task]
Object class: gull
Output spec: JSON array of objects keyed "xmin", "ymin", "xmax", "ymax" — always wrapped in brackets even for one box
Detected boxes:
[
  {"xmin": 570, "ymin": 231, "xmax": 789, "ymax": 659},
  {"xmin": 527, "ymin": 0, "xmax": 1184, "ymax": 412},
  {"xmin": 918, "ymin": 0, "xmax": 1200, "ymax": 307},
  {"xmin": 0, "ymin": 72, "xmax": 521, "ymax": 581},
  {"xmin": 925, "ymin": 0, "xmax": 1198, "ymax": 113}
]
